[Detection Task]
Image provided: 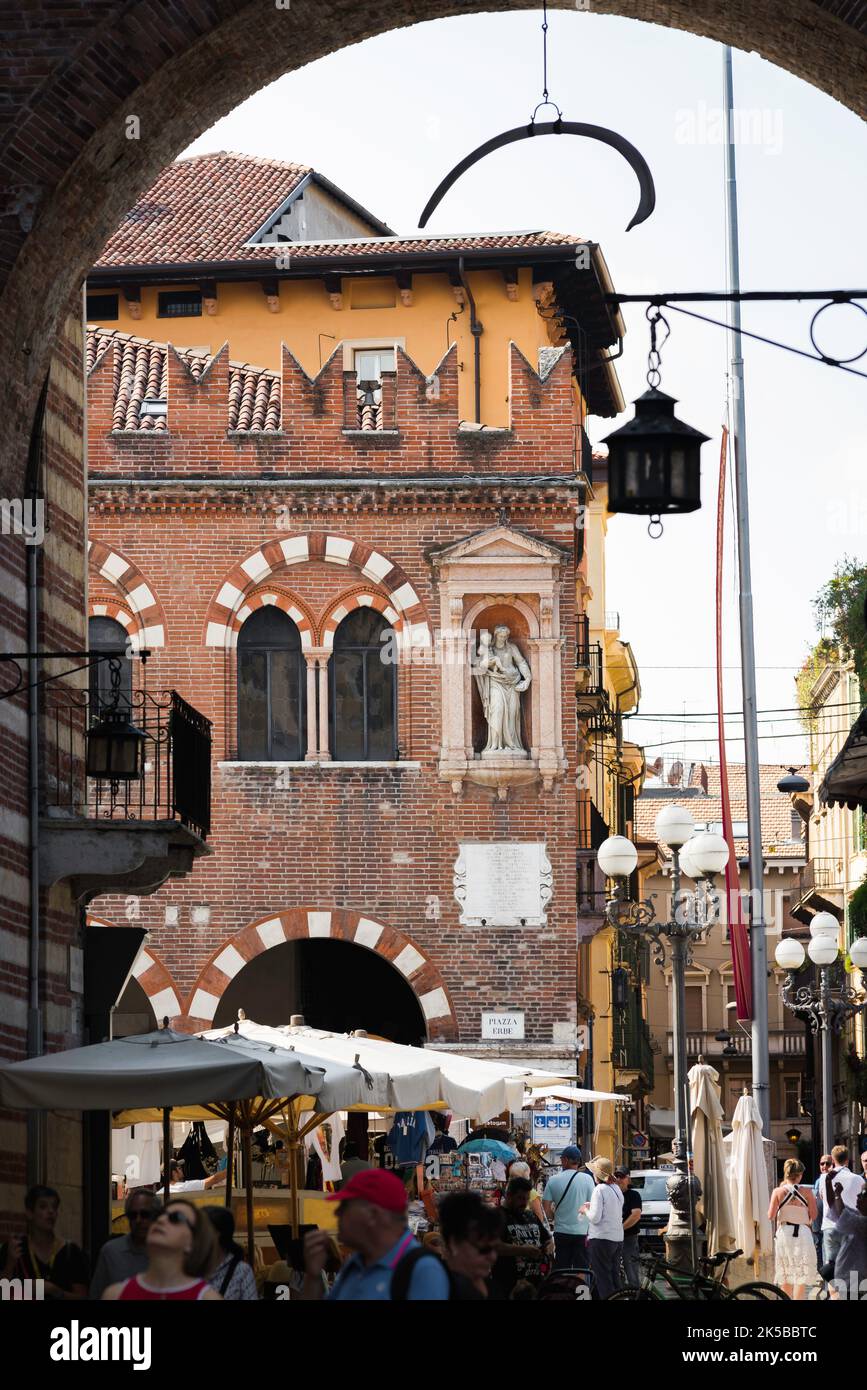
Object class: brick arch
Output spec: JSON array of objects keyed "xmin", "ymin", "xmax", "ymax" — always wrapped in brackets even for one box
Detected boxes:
[
  {"xmin": 320, "ymin": 587, "xmax": 405, "ymax": 650},
  {"xmin": 183, "ymin": 907, "xmax": 458, "ymax": 1042},
  {"xmin": 203, "ymin": 532, "xmax": 429, "ymax": 649},
  {"xmin": 88, "ymin": 598, "xmax": 136, "ymax": 636},
  {"xmin": 87, "ymin": 540, "xmax": 167, "ymax": 649},
  {"xmin": 235, "ymin": 587, "xmax": 315, "ymax": 650},
  {"xmin": 86, "ymin": 914, "xmax": 182, "ymax": 1025}
]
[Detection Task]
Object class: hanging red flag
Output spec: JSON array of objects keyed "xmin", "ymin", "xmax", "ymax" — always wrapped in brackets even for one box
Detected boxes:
[{"xmin": 716, "ymin": 427, "xmax": 753, "ymax": 1019}]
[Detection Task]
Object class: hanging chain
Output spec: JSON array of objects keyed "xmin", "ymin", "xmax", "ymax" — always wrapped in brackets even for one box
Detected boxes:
[
  {"xmin": 530, "ymin": 2, "xmax": 562, "ymax": 125},
  {"xmin": 646, "ymin": 304, "xmax": 671, "ymax": 389}
]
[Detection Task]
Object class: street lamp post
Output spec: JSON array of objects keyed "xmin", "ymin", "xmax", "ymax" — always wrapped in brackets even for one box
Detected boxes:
[
  {"xmin": 775, "ymin": 916, "xmax": 867, "ymax": 1153},
  {"xmin": 597, "ymin": 807, "xmax": 730, "ymax": 1270}
]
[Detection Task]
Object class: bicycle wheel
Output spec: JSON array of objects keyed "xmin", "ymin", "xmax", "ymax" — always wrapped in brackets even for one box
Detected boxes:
[
  {"xmin": 727, "ymin": 1281, "xmax": 790, "ymax": 1300},
  {"xmin": 607, "ymin": 1285, "xmax": 654, "ymax": 1301}
]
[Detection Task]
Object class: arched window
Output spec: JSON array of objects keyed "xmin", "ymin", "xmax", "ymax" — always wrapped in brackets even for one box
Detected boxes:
[
  {"xmin": 237, "ymin": 607, "xmax": 304, "ymax": 761},
  {"xmin": 88, "ymin": 615, "xmax": 131, "ymax": 714},
  {"xmin": 330, "ymin": 608, "xmax": 396, "ymax": 761}
]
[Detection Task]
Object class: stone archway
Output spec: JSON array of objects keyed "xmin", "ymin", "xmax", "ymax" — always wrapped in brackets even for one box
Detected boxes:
[
  {"xmin": 2, "ymin": 2, "xmax": 867, "ymax": 495},
  {"xmin": 183, "ymin": 906, "xmax": 458, "ymax": 1041}
]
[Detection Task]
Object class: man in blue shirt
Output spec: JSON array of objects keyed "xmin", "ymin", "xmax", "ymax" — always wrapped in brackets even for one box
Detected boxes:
[
  {"xmin": 542, "ymin": 1145, "xmax": 595, "ymax": 1270},
  {"xmin": 301, "ymin": 1169, "xmax": 450, "ymax": 1300}
]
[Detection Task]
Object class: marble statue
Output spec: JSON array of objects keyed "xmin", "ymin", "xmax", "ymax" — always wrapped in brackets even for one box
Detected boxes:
[{"xmin": 474, "ymin": 625, "xmax": 532, "ymax": 755}]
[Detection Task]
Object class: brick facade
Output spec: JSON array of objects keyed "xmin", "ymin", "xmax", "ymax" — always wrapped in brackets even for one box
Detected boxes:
[{"xmin": 87, "ymin": 335, "xmax": 583, "ymax": 1064}]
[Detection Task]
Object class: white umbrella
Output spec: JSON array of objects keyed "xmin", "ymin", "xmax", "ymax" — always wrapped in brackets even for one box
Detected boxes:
[
  {"xmin": 688, "ymin": 1061, "xmax": 737, "ymax": 1255},
  {"xmin": 727, "ymin": 1090, "xmax": 773, "ymax": 1261},
  {"xmin": 204, "ymin": 1020, "xmax": 569, "ymax": 1120},
  {"xmin": 521, "ymin": 1085, "xmax": 632, "ymax": 1106}
]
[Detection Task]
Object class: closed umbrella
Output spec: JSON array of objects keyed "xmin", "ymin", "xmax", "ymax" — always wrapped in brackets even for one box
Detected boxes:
[
  {"xmin": 727, "ymin": 1090, "xmax": 773, "ymax": 1263},
  {"xmin": 688, "ymin": 1060, "xmax": 736, "ymax": 1255}
]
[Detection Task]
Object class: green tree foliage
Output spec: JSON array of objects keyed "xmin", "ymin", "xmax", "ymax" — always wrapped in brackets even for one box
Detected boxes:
[{"xmin": 813, "ymin": 556, "xmax": 867, "ymax": 688}]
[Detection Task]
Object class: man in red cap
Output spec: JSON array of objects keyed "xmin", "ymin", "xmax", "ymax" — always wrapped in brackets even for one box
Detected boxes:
[{"xmin": 301, "ymin": 1169, "xmax": 450, "ymax": 1300}]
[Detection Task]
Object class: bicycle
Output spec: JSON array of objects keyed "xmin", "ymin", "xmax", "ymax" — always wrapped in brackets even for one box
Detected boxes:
[{"xmin": 607, "ymin": 1247, "xmax": 789, "ymax": 1301}]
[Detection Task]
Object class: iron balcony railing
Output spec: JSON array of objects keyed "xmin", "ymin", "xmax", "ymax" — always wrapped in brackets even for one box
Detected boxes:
[
  {"xmin": 613, "ymin": 1008, "xmax": 655, "ymax": 1087},
  {"xmin": 797, "ymin": 858, "xmax": 841, "ymax": 897},
  {"xmin": 45, "ymin": 687, "xmax": 211, "ymax": 839},
  {"xmin": 575, "ymin": 619, "xmax": 604, "ymax": 691},
  {"xmin": 665, "ymin": 1030, "xmax": 806, "ymax": 1058}
]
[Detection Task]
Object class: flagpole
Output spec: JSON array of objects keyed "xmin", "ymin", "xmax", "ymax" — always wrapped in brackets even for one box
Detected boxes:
[{"xmin": 723, "ymin": 45, "xmax": 770, "ymax": 1133}]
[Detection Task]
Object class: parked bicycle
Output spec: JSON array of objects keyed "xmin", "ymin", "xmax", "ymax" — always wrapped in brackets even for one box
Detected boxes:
[{"xmin": 608, "ymin": 1247, "xmax": 789, "ymax": 1301}]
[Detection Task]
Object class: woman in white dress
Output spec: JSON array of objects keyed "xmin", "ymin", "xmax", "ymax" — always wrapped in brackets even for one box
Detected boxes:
[{"xmin": 768, "ymin": 1158, "xmax": 819, "ymax": 1299}]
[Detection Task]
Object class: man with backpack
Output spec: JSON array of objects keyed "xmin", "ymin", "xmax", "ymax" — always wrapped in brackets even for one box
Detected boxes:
[
  {"xmin": 301, "ymin": 1169, "xmax": 450, "ymax": 1300},
  {"xmin": 542, "ymin": 1145, "xmax": 595, "ymax": 1271}
]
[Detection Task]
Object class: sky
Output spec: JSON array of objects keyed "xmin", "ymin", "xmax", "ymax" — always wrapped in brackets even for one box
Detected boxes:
[{"xmin": 183, "ymin": 8, "xmax": 867, "ymax": 775}]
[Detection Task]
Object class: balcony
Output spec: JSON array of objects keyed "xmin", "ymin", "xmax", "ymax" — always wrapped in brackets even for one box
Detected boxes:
[
  {"xmin": 575, "ymin": 614, "xmax": 606, "ymax": 711},
  {"xmin": 664, "ymin": 1030, "xmax": 807, "ymax": 1060},
  {"xmin": 791, "ymin": 856, "xmax": 843, "ymax": 923},
  {"xmin": 40, "ymin": 688, "xmax": 211, "ymax": 902},
  {"xmin": 613, "ymin": 1011, "xmax": 655, "ymax": 1091}
]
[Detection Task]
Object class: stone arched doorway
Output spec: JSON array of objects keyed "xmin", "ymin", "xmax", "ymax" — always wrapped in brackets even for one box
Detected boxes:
[
  {"xmin": 213, "ymin": 938, "xmax": 428, "ymax": 1045},
  {"xmin": 185, "ymin": 907, "xmax": 458, "ymax": 1041},
  {"xmin": 2, "ymin": 1, "xmax": 867, "ymax": 495}
]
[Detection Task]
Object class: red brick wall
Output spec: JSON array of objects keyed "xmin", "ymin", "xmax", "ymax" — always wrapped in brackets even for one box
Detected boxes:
[{"xmin": 86, "ymin": 340, "xmax": 582, "ymax": 1051}]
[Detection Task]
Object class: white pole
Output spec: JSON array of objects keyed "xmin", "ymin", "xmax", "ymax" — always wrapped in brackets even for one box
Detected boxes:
[{"xmin": 723, "ymin": 45, "xmax": 770, "ymax": 1133}]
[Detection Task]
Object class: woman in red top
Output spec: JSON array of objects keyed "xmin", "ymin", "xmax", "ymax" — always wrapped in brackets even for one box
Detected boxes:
[{"xmin": 103, "ymin": 1199, "xmax": 222, "ymax": 1301}]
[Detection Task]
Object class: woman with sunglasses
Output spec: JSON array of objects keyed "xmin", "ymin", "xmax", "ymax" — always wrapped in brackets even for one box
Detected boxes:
[{"xmin": 102, "ymin": 1200, "xmax": 222, "ymax": 1301}]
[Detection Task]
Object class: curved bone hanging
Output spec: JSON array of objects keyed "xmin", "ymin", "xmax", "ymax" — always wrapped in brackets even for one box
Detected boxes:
[{"xmin": 418, "ymin": 120, "xmax": 656, "ymax": 232}]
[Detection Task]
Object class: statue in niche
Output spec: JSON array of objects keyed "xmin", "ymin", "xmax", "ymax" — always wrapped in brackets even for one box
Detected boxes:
[{"xmin": 473, "ymin": 625, "xmax": 532, "ymax": 755}]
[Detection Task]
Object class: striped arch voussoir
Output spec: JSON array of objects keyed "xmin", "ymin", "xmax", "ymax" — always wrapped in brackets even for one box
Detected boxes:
[
  {"xmin": 86, "ymin": 914, "xmax": 183, "ymax": 1028},
  {"xmin": 204, "ymin": 532, "xmax": 430, "ymax": 649},
  {"xmin": 321, "ymin": 589, "xmax": 404, "ymax": 649},
  {"xmin": 183, "ymin": 907, "xmax": 458, "ymax": 1041},
  {"xmin": 87, "ymin": 539, "xmax": 166, "ymax": 649},
  {"xmin": 233, "ymin": 589, "xmax": 315, "ymax": 649}
]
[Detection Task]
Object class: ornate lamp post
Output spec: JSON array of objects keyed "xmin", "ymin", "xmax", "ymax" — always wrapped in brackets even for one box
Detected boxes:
[
  {"xmin": 775, "ymin": 915, "xmax": 867, "ymax": 1153},
  {"xmin": 597, "ymin": 808, "xmax": 729, "ymax": 1268}
]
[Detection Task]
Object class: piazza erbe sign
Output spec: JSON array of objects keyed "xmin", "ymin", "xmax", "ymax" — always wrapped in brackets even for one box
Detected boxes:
[{"xmin": 481, "ymin": 1011, "xmax": 525, "ymax": 1039}]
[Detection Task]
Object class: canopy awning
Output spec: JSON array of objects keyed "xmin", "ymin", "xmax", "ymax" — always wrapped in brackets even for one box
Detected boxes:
[
  {"xmin": 521, "ymin": 1085, "xmax": 632, "ymax": 1106},
  {"xmin": 819, "ymin": 708, "xmax": 867, "ymax": 809}
]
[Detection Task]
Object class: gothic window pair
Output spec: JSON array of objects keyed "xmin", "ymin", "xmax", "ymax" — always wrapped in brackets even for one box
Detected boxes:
[{"xmin": 237, "ymin": 606, "xmax": 396, "ymax": 761}]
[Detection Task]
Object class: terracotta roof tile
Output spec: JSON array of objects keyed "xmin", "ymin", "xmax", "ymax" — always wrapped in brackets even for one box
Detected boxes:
[
  {"xmin": 93, "ymin": 152, "xmax": 587, "ymax": 270},
  {"xmin": 636, "ymin": 762, "xmax": 806, "ymax": 860},
  {"xmin": 87, "ymin": 326, "xmax": 281, "ymax": 433}
]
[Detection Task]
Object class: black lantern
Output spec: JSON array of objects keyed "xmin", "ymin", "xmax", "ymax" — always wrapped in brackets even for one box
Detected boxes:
[
  {"xmin": 777, "ymin": 767, "xmax": 810, "ymax": 795},
  {"xmin": 786, "ymin": 1126, "xmax": 802, "ymax": 1146},
  {"xmin": 86, "ymin": 705, "xmax": 147, "ymax": 780},
  {"xmin": 611, "ymin": 966, "xmax": 630, "ymax": 1008},
  {"xmin": 602, "ymin": 387, "xmax": 709, "ymax": 521}
]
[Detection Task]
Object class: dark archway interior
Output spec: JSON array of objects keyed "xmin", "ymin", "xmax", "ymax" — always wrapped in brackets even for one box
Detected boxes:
[
  {"xmin": 112, "ymin": 976, "xmax": 157, "ymax": 1037},
  {"xmin": 213, "ymin": 938, "xmax": 427, "ymax": 1043}
]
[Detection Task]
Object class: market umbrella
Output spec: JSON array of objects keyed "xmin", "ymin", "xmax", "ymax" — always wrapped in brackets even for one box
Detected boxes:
[
  {"xmin": 0, "ymin": 1025, "xmax": 333, "ymax": 1262},
  {"xmin": 457, "ymin": 1138, "xmax": 518, "ymax": 1162},
  {"xmin": 688, "ymin": 1061, "xmax": 737, "ymax": 1256},
  {"xmin": 726, "ymin": 1090, "xmax": 773, "ymax": 1264}
]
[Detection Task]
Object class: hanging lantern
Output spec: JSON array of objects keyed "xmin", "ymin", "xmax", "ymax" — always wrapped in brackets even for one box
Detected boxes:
[
  {"xmin": 601, "ymin": 306, "xmax": 709, "ymax": 536},
  {"xmin": 86, "ymin": 705, "xmax": 147, "ymax": 780},
  {"xmin": 777, "ymin": 767, "xmax": 810, "ymax": 794},
  {"xmin": 602, "ymin": 387, "xmax": 708, "ymax": 520}
]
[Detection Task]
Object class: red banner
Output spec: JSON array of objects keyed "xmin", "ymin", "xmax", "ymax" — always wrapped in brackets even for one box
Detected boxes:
[{"xmin": 716, "ymin": 427, "xmax": 753, "ymax": 1019}]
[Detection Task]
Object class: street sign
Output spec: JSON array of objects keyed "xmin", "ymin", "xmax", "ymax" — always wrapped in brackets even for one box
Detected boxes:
[
  {"xmin": 631, "ymin": 1131, "xmax": 648, "ymax": 1150},
  {"xmin": 481, "ymin": 1011, "xmax": 525, "ymax": 1039},
  {"xmin": 532, "ymin": 1101, "xmax": 574, "ymax": 1150}
]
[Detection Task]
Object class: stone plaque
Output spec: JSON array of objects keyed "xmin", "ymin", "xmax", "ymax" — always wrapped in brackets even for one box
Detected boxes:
[
  {"xmin": 454, "ymin": 841, "xmax": 553, "ymax": 927},
  {"xmin": 482, "ymin": 1011, "xmax": 525, "ymax": 1039}
]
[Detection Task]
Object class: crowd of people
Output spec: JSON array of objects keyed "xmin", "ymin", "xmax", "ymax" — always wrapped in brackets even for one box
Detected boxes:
[{"xmin": 3, "ymin": 1142, "xmax": 865, "ymax": 1302}]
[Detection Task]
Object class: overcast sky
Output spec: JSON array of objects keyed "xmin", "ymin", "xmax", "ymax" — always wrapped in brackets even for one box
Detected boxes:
[{"xmin": 184, "ymin": 9, "xmax": 867, "ymax": 775}]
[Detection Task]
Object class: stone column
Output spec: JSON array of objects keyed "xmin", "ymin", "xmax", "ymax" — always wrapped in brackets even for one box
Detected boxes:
[
  {"xmin": 316, "ymin": 654, "xmax": 330, "ymax": 759},
  {"xmin": 304, "ymin": 655, "xmax": 318, "ymax": 760}
]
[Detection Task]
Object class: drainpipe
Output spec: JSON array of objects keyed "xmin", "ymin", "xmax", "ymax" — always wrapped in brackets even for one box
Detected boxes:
[
  {"xmin": 26, "ymin": 377, "xmax": 48, "ymax": 1185},
  {"xmin": 457, "ymin": 257, "xmax": 482, "ymax": 423}
]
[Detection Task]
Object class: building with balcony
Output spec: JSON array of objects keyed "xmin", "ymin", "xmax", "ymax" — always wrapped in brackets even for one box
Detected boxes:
[{"xmin": 636, "ymin": 760, "xmax": 808, "ymax": 1172}]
